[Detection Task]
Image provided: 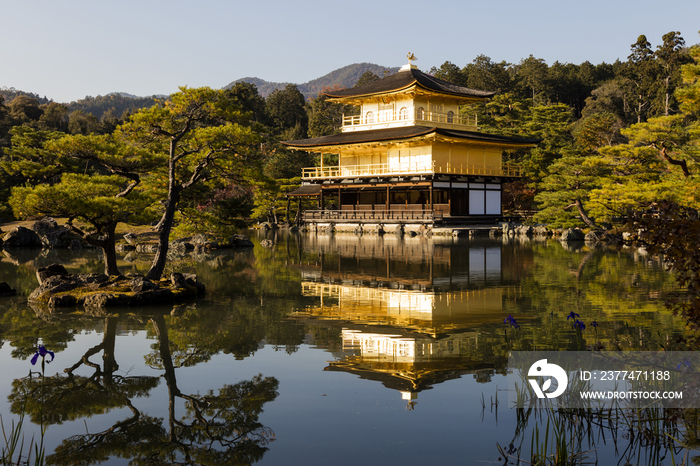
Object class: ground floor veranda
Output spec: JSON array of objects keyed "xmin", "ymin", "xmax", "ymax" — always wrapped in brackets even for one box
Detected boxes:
[{"xmin": 291, "ymin": 177, "xmax": 512, "ymax": 225}]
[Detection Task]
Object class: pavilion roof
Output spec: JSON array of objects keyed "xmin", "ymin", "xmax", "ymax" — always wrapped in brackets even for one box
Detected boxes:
[
  {"xmin": 281, "ymin": 126, "xmax": 540, "ymax": 150},
  {"xmin": 323, "ymin": 68, "xmax": 496, "ymax": 101}
]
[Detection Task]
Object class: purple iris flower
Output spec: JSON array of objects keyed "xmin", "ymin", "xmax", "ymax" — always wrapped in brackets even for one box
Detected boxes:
[
  {"xmin": 591, "ymin": 320, "xmax": 598, "ymax": 328},
  {"xmin": 567, "ymin": 312, "xmax": 580, "ymax": 320},
  {"xmin": 30, "ymin": 346, "xmax": 54, "ymax": 365},
  {"xmin": 677, "ymin": 359, "xmax": 692, "ymax": 370},
  {"xmin": 574, "ymin": 319, "xmax": 585, "ymax": 331},
  {"xmin": 503, "ymin": 315, "xmax": 520, "ymax": 329}
]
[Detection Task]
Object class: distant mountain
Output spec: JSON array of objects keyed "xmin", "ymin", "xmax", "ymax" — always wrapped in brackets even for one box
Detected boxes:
[
  {"xmin": 225, "ymin": 63, "xmax": 399, "ymax": 99},
  {"xmin": 107, "ymin": 91, "xmax": 140, "ymax": 99}
]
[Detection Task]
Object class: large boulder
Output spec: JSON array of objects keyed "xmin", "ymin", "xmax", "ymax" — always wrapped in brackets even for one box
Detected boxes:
[
  {"xmin": 28, "ymin": 274, "xmax": 79, "ymax": 302},
  {"xmin": 584, "ymin": 230, "xmax": 605, "ymax": 244},
  {"xmin": 191, "ymin": 234, "xmax": 218, "ymax": 249},
  {"xmin": 130, "ymin": 276, "xmax": 158, "ymax": 292},
  {"xmin": 36, "ymin": 263, "xmax": 69, "ymax": 286},
  {"xmin": 516, "ymin": 225, "xmax": 534, "ymax": 236},
  {"xmin": 560, "ymin": 228, "xmax": 585, "ymax": 242},
  {"xmin": 533, "ymin": 226, "xmax": 551, "ymax": 237},
  {"xmin": 2, "ymin": 226, "xmax": 42, "ymax": 248},
  {"xmin": 123, "ymin": 233, "xmax": 139, "ymax": 245},
  {"xmin": 31, "ymin": 217, "xmax": 59, "ymax": 235},
  {"xmin": 501, "ymin": 223, "xmax": 515, "ymax": 237},
  {"xmin": 31, "ymin": 218, "xmax": 80, "ymax": 249},
  {"xmin": 229, "ymin": 235, "xmax": 254, "ymax": 248}
]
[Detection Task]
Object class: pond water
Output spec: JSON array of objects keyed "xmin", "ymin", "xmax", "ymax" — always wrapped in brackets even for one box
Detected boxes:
[{"xmin": 0, "ymin": 232, "xmax": 695, "ymax": 465}]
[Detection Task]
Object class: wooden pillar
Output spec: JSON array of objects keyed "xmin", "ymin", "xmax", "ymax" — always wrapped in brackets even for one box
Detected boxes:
[
  {"xmin": 386, "ymin": 185, "xmax": 390, "ymax": 211},
  {"xmin": 320, "ymin": 189, "xmax": 324, "ymax": 211},
  {"xmin": 448, "ymin": 181, "xmax": 452, "ymax": 216},
  {"xmin": 296, "ymin": 198, "xmax": 302, "ymax": 226},
  {"xmin": 429, "ymin": 183, "xmax": 433, "ymax": 220}
]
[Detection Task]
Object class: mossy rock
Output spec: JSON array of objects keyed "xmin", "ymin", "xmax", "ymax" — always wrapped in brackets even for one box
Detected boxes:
[{"xmin": 29, "ymin": 271, "xmax": 205, "ymax": 311}]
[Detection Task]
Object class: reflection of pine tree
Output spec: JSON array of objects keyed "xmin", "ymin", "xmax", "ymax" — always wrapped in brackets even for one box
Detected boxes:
[{"xmin": 8, "ymin": 315, "xmax": 279, "ymax": 466}]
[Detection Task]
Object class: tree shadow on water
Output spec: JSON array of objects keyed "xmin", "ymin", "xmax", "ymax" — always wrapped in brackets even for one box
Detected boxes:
[{"xmin": 9, "ymin": 314, "xmax": 279, "ymax": 466}]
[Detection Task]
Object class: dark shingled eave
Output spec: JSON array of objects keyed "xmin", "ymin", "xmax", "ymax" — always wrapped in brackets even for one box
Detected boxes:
[
  {"xmin": 323, "ymin": 68, "xmax": 496, "ymax": 100},
  {"xmin": 285, "ymin": 184, "xmax": 322, "ymax": 196},
  {"xmin": 281, "ymin": 126, "xmax": 541, "ymax": 149}
]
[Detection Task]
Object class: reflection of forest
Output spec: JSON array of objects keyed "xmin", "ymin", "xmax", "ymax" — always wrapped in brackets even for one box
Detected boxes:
[{"xmin": 10, "ymin": 314, "xmax": 279, "ymax": 466}]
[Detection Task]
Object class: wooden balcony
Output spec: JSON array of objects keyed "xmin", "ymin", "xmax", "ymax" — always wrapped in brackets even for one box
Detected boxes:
[
  {"xmin": 342, "ymin": 109, "xmax": 477, "ymax": 132},
  {"xmin": 302, "ymin": 161, "xmax": 521, "ymax": 180}
]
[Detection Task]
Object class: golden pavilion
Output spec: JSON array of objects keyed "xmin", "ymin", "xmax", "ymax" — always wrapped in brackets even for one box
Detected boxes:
[{"xmin": 282, "ymin": 55, "xmax": 539, "ymax": 227}]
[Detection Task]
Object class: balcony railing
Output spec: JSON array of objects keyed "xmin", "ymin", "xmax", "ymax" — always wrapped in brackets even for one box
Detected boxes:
[
  {"xmin": 303, "ymin": 208, "xmax": 442, "ymax": 223},
  {"xmin": 302, "ymin": 161, "xmax": 521, "ymax": 179},
  {"xmin": 342, "ymin": 109, "xmax": 477, "ymax": 130}
]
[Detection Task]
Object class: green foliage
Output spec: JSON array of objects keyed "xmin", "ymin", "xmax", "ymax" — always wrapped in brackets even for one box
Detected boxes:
[
  {"xmin": 265, "ymin": 84, "xmax": 308, "ymax": 137},
  {"xmin": 464, "ymin": 55, "xmax": 514, "ymax": 92},
  {"xmin": 677, "ymin": 44, "xmax": 700, "ymax": 117},
  {"xmin": 428, "ymin": 62, "xmax": 467, "ymax": 86},
  {"xmin": 307, "ymin": 88, "xmax": 355, "ymax": 138},
  {"xmin": 1, "ymin": 127, "xmax": 76, "ymax": 186},
  {"xmin": 251, "ymin": 177, "xmax": 302, "ymax": 224},
  {"xmin": 7, "ymin": 96, "xmax": 43, "ymax": 126},
  {"xmin": 173, "ymin": 184, "xmax": 254, "ymax": 239},
  {"xmin": 354, "ymin": 70, "xmax": 380, "ymax": 88},
  {"xmin": 37, "ymin": 103, "xmax": 69, "ymax": 132},
  {"xmin": 67, "ymin": 110, "xmax": 101, "ymax": 135},
  {"xmin": 581, "ymin": 81, "xmax": 628, "ymax": 122},
  {"xmin": 10, "ymin": 174, "xmax": 155, "ymax": 226},
  {"xmin": 653, "ymin": 31, "xmax": 691, "ymax": 117},
  {"xmin": 573, "ymin": 112, "xmax": 624, "ymax": 153},
  {"xmin": 223, "ymin": 82, "xmax": 270, "ymax": 125},
  {"xmin": 516, "ymin": 55, "xmax": 549, "ymax": 102},
  {"xmin": 533, "ymin": 148, "xmax": 609, "ymax": 228},
  {"xmin": 117, "ymin": 86, "xmax": 265, "ymax": 278},
  {"xmin": 67, "ymin": 93, "xmax": 158, "ymax": 120},
  {"xmin": 0, "ymin": 127, "xmax": 81, "ymax": 218}
]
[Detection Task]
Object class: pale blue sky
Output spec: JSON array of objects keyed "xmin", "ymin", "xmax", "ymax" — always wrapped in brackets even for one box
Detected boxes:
[{"xmin": 1, "ymin": 0, "xmax": 698, "ymax": 103}]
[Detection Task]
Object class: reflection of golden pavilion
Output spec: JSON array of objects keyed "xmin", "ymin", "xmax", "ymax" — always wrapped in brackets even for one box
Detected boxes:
[
  {"xmin": 298, "ymin": 285, "xmax": 511, "ymax": 403},
  {"xmin": 300, "ymin": 283, "xmax": 507, "ymax": 336},
  {"xmin": 323, "ymin": 325, "xmax": 500, "ymax": 404},
  {"xmin": 300, "ymin": 234, "xmax": 505, "ymax": 291},
  {"xmin": 295, "ymin": 234, "xmax": 515, "ymax": 403}
]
